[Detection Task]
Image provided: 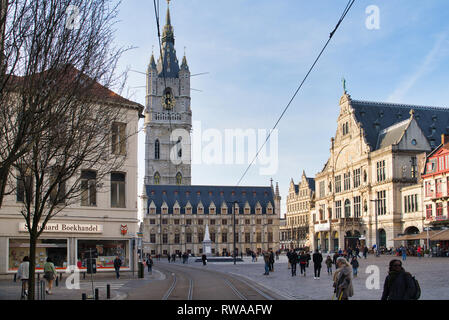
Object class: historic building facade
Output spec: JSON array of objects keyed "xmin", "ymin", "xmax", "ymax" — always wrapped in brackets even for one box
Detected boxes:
[
  {"xmin": 142, "ymin": 184, "xmax": 281, "ymax": 256},
  {"xmin": 144, "ymin": 3, "xmax": 192, "ymax": 186},
  {"xmin": 0, "ymin": 70, "xmax": 143, "ymax": 275},
  {"xmin": 280, "ymin": 171, "xmax": 315, "ymax": 250},
  {"xmin": 312, "ymin": 90, "xmax": 449, "ymax": 252}
]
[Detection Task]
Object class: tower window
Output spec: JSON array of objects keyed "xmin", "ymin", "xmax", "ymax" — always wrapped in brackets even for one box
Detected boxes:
[{"xmin": 155, "ymin": 139, "xmax": 160, "ymax": 160}]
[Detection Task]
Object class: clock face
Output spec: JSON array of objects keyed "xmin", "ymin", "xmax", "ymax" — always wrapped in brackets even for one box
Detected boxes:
[{"xmin": 162, "ymin": 90, "xmax": 175, "ymax": 110}]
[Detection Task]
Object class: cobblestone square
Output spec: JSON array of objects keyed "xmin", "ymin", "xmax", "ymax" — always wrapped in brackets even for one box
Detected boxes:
[{"xmin": 190, "ymin": 254, "xmax": 449, "ymax": 300}]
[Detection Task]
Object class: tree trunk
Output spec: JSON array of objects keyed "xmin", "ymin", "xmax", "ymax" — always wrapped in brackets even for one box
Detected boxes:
[{"xmin": 27, "ymin": 233, "xmax": 37, "ymax": 300}]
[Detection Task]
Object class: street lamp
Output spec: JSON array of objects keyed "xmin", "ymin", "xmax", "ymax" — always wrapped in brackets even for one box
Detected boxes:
[
  {"xmin": 233, "ymin": 201, "xmax": 238, "ymax": 265},
  {"xmin": 370, "ymin": 199, "xmax": 380, "ymax": 257}
]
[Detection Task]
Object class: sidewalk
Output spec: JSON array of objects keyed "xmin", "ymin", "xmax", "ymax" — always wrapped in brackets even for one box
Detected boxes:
[{"xmin": 0, "ymin": 270, "xmax": 157, "ymax": 300}]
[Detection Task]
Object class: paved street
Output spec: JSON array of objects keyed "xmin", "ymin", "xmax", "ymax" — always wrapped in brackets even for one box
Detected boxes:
[{"xmin": 0, "ymin": 254, "xmax": 447, "ymax": 300}]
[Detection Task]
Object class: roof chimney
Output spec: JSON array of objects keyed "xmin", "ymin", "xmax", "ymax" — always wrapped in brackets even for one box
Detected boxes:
[{"xmin": 442, "ymin": 134, "xmax": 449, "ymax": 145}]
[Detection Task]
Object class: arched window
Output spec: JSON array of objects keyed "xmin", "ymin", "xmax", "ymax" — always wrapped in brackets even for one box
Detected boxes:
[
  {"xmin": 176, "ymin": 172, "xmax": 182, "ymax": 185},
  {"xmin": 177, "ymin": 137, "xmax": 182, "ymax": 158},
  {"xmin": 344, "ymin": 199, "xmax": 351, "ymax": 218},
  {"xmin": 155, "ymin": 139, "xmax": 160, "ymax": 160},
  {"xmin": 154, "ymin": 172, "xmax": 160, "ymax": 185}
]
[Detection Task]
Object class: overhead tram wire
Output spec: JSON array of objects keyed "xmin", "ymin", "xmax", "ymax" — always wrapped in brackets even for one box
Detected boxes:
[
  {"xmin": 153, "ymin": 0, "xmax": 181, "ymax": 186},
  {"xmin": 236, "ymin": 0, "xmax": 356, "ymax": 187}
]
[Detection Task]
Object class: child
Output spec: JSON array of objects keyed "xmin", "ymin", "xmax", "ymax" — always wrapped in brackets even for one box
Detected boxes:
[{"xmin": 325, "ymin": 255, "xmax": 333, "ymax": 275}]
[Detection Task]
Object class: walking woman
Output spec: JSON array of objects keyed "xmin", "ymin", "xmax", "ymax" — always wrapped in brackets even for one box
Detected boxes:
[
  {"xmin": 332, "ymin": 257, "xmax": 354, "ymax": 300},
  {"xmin": 17, "ymin": 256, "xmax": 30, "ymax": 298},
  {"xmin": 299, "ymin": 251, "xmax": 308, "ymax": 277},
  {"xmin": 350, "ymin": 256, "xmax": 359, "ymax": 277},
  {"xmin": 43, "ymin": 257, "xmax": 57, "ymax": 295}
]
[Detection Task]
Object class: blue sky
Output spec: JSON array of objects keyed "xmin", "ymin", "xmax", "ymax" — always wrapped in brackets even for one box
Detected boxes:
[{"xmin": 113, "ymin": 0, "xmax": 449, "ymax": 219}]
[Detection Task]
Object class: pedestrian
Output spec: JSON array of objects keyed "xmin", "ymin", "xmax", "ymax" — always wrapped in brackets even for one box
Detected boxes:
[
  {"xmin": 201, "ymin": 254, "xmax": 207, "ymax": 266},
  {"xmin": 332, "ymin": 257, "xmax": 354, "ymax": 300},
  {"xmin": 269, "ymin": 250, "xmax": 275, "ymax": 272},
  {"xmin": 146, "ymin": 256, "xmax": 153, "ymax": 274},
  {"xmin": 168, "ymin": 254, "xmax": 171, "ymax": 263},
  {"xmin": 417, "ymin": 246, "xmax": 422, "ymax": 259},
  {"xmin": 306, "ymin": 251, "xmax": 311, "ymax": 268},
  {"xmin": 299, "ymin": 251, "xmax": 307, "ymax": 276},
  {"xmin": 332, "ymin": 251, "xmax": 339, "ymax": 270},
  {"xmin": 251, "ymin": 251, "xmax": 256, "ymax": 262},
  {"xmin": 172, "ymin": 253, "xmax": 176, "ymax": 263},
  {"xmin": 363, "ymin": 246, "xmax": 368, "ymax": 259},
  {"xmin": 350, "ymin": 256, "xmax": 359, "ymax": 277},
  {"xmin": 401, "ymin": 246, "xmax": 407, "ymax": 261},
  {"xmin": 17, "ymin": 256, "xmax": 30, "ymax": 298},
  {"xmin": 275, "ymin": 250, "xmax": 279, "ymax": 261},
  {"xmin": 355, "ymin": 247, "xmax": 361, "ymax": 258},
  {"xmin": 325, "ymin": 255, "xmax": 333, "ymax": 275},
  {"xmin": 287, "ymin": 250, "xmax": 292, "ymax": 269},
  {"xmin": 347, "ymin": 248, "xmax": 353, "ymax": 260},
  {"xmin": 113, "ymin": 255, "xmax": 122, "ymax": 279},
  {"xmin": 262, "ymin": 251, "xmax": 270, "ymax": 275},
  {"xmin": 381, "ymin": 259, "xmax": 419, "ymax": 300},
  {"xmin": 43, "ymin": 257, "xmax": 57, "ymax": 295},
  {"xmin": 313, "ymin": 249, "xmax": 323, "ymax": 280},
  {"xmin": 289, "ymin": 250, "xmax": 298, "ymax": 276}
]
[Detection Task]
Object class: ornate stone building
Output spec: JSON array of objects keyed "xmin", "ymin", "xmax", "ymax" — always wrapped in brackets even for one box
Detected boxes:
[
  {"xmin": 142, "ymin": 184, "xmax": 281, "ymax": 256},
  {"xmin": 280, "ymin": 171, "xmax": 315, "ymax": 250},
  {"xmin": 144, "ymin": 3, "xmax": 191, "ymax": 186},
  {"xmin": 312, "ymin": 89, "xmax": 449, "ymax": 252}
]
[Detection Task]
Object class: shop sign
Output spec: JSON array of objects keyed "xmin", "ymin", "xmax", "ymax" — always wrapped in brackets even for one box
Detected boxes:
[
  {"xmin": 19, "ymin": 222, "xmax": 103, "ymax": 234},
  {"xmin": 314, "ymin": 222, "xmax": 330, "ymax": 232},
  {"xmin": 120, "ymin": 224, "xmax": 128, "ymax": 235},
  {"xmin": 436, "ymin": 216, "xmax": 448, "ymax": 221}
]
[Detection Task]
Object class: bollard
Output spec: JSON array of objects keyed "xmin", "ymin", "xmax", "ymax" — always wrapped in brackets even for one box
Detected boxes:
[
  {"xmin": 82, "ymin": 293, "xmax": 87, "ymax": 300},
  {"xmin": 60, "ymin": 273, "xmax": 63, "ymax": 281},
  {"xmin": 37, "ymin": 273, "xmax": 40, "ymax": 281},
  {"xmin": 55, "ymin": 277, "xmax": 59, "ymax": 287},
  {"xmin": 14, "ymin": 274, "xmax": 16, "ymax": 282},
  {"xmin": 107, "ymin": 284, "xmax": 111, "ymax": 299},
  {"xmin": 83, "ymin": 272, "xmax": 86, "ymax": 280},
  {"xmin": 95, "ymin": 288, "xmax": 99, "ymax": 300}
]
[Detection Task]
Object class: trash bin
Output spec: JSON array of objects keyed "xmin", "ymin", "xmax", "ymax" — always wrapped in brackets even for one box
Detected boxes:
[{"xmin": 138, "ymin": 262, "xmax": 144, "ymax": 278}]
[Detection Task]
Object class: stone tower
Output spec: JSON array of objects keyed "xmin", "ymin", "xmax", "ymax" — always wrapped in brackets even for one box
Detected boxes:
[{"xmin": 144, "ymin": 1, "xmax": 192, "ymax": 185}]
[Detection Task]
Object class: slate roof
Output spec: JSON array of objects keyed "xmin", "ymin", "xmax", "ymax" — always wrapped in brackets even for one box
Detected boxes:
[
  {"xmin": 306, "ymin": 178, "xmax": 316, "ymax": 192},
  {"xmin": 351, "ymin": 99, "xmax": 449, "ymax": 150},
  {"xmin": 376, "ymin": 118, "xmax": 411, "ymax": 149},
  {"xmin": 145, "ymin": 185, "xmax": 275, "ymax": 215}
]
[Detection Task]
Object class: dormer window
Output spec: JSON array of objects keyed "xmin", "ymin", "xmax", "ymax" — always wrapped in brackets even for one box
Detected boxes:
[{"xmin": 342, "ymin": 122, "xmax": 349, "ymax": 135}]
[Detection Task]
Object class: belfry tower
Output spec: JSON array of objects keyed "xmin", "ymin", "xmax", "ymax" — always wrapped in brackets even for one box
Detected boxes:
[{"xmin": 144, "ymin": 0, "xmax": 192, "ymax": 186}]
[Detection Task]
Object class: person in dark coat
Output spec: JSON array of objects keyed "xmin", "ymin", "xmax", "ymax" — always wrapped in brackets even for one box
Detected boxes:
[
  {"xmin": 350, "ymin": 256, "xmax": 359, "ymax": 277},
  {"xmin": 325, "ymin": 255, "xmax": 333, "ymax": 275},
  {"xmin": 113, "ymin": 256, "xmax": 122, "ymax": 279},
  {"xmin": 201, "ymin": 254, "xmax": 207, "ymax": 266},
  {"xmin": 269, "ymin": 250, "xmax": 275, "ymax": 272},
  {"xmin": 363, "ymin": 246, "xmax": 368, "ymax": 259},
  {"xmin": 312, "ymin": 249, "xmax": 323, "ymax": 279},
  {"xmin": 306, "ymin": 251, "xmax": 311, "ymax": 268},
  {"xmin": 146, "ymin": 256, "xmax": 154, "ymax": 274},
  {"xmin": 332, "ymin": 252, "xmax": 339, "ymax": 270},
  {"xmin": 168, "ymin": 254, "xmax": 171, "ymax": 263},
  {"xmin": 381, "ymin": 259, "xmax": 417, "ymax": 300},
  {"xmin": 289, "ymin": 250, "xmax": 298, "ymax": 276},
  {"xmin": 299, "ymin": 251, "xmax": 308, "ymax": 276},
  {"xmin": 355, "ymin": 247, "xmax": 361, "ymax": 258}
]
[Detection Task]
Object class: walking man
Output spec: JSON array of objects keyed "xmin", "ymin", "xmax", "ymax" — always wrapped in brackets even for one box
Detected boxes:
[
  {"xmin": 350, "ymin": 256, "xmax": 359, "ymax": 277},
  {"xmin": 146, "ymin": 256, "xmax": 153, "ymax": 274},
  {"xmin": 313, "ymin": 249, "xmax": 323, "ymax": 280},
  {"xmin": 201, "ymin": 254, "xmax": 207, "ymax": 266},
  {"xmin": 363, "ymin": 246, "xmax": 368, "ymax": 259},
  {"xmin": 289, "ymin": 250, "xmax": 298, "ymax": 276},
  {"xmin": 262, "ymin": 251, "xmax": 270, "ymax": 275},
  {"xmin": 269, "ymin": 250, "xmax": 275, "ymax": 272},
  {"xmin": 333, "ymin": 251, "xmax": 339, "ymax": 270},
  {"xmin": 113, "ymin": 255, "xmax": 122, "ymax": 279},
  {"xmin": 401, "ymin": 246, "xmax": 407, "ymax": 261},
  {"xmin": 168, "ymin": 254, "xmax": 171, "ymax": 263},
  {"xmin": 325, "ymin": 255, "xmax": 333, "ymax": 275}
]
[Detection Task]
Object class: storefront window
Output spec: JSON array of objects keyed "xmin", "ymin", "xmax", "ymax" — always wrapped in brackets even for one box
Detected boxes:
[
  {"xmin": 9, "ymin": 239, "xmax": 68, "ymax": 271},
  {"xmin": 77, "ymin": 240, "xmax": 129, "ymax": 269}
]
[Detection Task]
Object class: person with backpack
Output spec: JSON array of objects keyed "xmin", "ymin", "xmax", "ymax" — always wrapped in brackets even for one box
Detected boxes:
[
  {"xmin": 381, "ymin": 259, "xmax": 420, "ymax": 300},
  {"xmin": 350, "ymin": 256, "xmax": 359, "ymax": 277},
  {"xmin": 312, "ymin": 249, "xmax": 323, "ymax": 280}
]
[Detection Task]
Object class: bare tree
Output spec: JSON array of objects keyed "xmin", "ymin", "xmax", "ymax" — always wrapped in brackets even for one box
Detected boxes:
[{"xmin": 0, "ymin": 0, "xmax": 141, "ymax": 299}]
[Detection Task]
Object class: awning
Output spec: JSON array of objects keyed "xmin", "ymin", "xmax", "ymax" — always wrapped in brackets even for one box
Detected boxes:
[
  {"xmin": 393, "ymin": 231, "xmax": 439, "ymax": 241},
  {"xmin": 430, "ymin": 229, "xmax": 449, "ymax": 241}
]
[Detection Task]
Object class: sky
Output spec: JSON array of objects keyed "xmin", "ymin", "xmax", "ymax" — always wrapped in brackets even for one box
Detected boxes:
[{"xmin": 112, "ymin": 0, "xmax": 449, "ymax": 220}]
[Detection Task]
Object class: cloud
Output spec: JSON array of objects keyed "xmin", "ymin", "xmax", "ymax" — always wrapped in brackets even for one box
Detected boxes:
[{"xmin": 387, "ymin": 32, "xmax": 448, "ymax": 102}]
